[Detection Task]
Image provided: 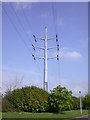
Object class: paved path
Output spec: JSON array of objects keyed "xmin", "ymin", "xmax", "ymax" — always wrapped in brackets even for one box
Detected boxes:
[{"xmin": 70, "ymin": 114, "xmax": 90, "ymax": 120}]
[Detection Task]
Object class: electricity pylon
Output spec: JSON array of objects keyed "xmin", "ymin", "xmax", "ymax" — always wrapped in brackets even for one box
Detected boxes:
[{"xmin": 32, "ymin": 27, "xmax": 59, "ymax": 92}]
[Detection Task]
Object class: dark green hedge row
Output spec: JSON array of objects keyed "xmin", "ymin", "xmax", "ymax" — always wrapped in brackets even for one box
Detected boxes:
[{"xmin": 5, "ymin": 86, "xmax": 49, "ymax": 112}]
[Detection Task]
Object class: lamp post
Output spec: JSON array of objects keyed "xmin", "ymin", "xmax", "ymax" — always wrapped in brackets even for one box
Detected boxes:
[{"xmin": 79, "ymin": 91, "xmax": 82, "ymax": 114}]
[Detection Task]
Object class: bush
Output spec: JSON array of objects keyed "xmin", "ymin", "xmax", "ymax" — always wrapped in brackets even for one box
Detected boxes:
[
  {"xmin": 48, "ymin": 85, "xmax": 73, "ymax": 113},
  {"xmin": 82, "ymin": 94, "xmax": 90, "ymax": 110},
  {"xmin": 71, "ymin": 96, "xmax": 80, "ymax": 110},
  {"xmin": 5, "ymin": 86, "xmax": 49, "ymax": 112},
  {"xmin": 2, "ymin": 98, "xmax": 15, "ymax": 112}
]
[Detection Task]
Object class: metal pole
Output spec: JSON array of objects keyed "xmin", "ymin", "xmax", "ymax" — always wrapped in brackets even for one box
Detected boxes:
[
  {"xmin": 44, "ymin": 27, "xmax": 48, "ymax": 92},
  {"xmin": 79, "ymin": 91, "xmax": 82, "ymax": 114},
  {"xmin": 32, "ymin": 27, "xmax": 59, "ymax": 92}
]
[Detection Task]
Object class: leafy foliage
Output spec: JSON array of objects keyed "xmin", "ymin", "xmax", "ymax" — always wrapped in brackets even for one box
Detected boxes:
[
  {"xmin": 5, "ymin": 86, "xmax": 49, "ymax": 112},
  {"xmin": 82, "ymin": 94, "xmax": 90, "ymax": 110},
  {"xmin": 71, "ymin": 96, "xmax": 80, "ymax": 110},
  {"xmin": 48, "ymin": 85, "xmax": 73, "ymax": 112},
  {"xmin": 2, "ymin": 98, "xmax": 15, "ymax": 112},
  {"xmin": 5, "ymin": 85, "xmax": 86, "ymax": 113}
]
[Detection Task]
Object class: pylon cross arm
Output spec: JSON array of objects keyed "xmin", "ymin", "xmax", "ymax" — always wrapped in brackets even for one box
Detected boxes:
[
  {"xmin": 36, "ymin": 46, "xmax": 44, "ymax": 50},
  {"xmin": 36, "ymin": 38, "xmax": 45, "ymax": 40},
  {"xmin": 47, "ymin": 46, "xmax": 57, "ymax": 50},
  {"xmin": 47, "ymin": 37, "xmax": 56, "ymax": 40},
  {"xmin": 47, "ymin": 57, "xmax": 57, "ymax": 60}
]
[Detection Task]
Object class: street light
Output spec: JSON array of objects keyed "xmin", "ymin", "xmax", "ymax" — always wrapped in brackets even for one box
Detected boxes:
[{"xmin": 79, "ymin": 91, "xmax": 82, "ymax": 114}]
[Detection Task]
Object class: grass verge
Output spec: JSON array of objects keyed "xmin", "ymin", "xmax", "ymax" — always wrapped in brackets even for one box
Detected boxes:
[{"xmin": 2, "ymin": 110, "xmax": 88, "ymax": 119}]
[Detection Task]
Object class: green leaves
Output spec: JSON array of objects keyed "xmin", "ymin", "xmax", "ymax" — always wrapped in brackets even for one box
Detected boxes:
[
  {"xmin": 71, "ymin": 96, "xmax": 80, "ymax": 110},
  {"xmin": 82, "ymin": 94, "xmax": 90, "ymax": 110},
  {"xmin": 48, "ymin": 85, "xmax": 73, "ymax": 112},
  {"xmin": 4, "ymin": 85, "xmax": 86, "ymax": 113},
  {"xmin": 5, "ymin": 86, "xmax": 49, "ymax": 112}
]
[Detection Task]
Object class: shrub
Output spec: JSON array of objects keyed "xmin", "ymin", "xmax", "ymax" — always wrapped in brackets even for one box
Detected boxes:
[
  {"xmin": 48, "ymin": 85, "xmax": 73, "ymax": 113},
  {"xmin": 82, "ymin": 94, "xmax": 90, "ymax": 110},
  {"xmin": 71, "ymin": 96, "xmax": 80, "ymax": 110},
  {"xmin": 5, "ymin": 86, "xmax": 49, "ymax": 112},
  {"xmin": 2, "ymin": 98, "xmax": 15, "ymax": 112}
]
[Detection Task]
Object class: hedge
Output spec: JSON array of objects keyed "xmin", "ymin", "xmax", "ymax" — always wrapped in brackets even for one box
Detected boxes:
[{"xmin": 5, "ymin": 86, "xmax": 49, "ymax": 112}]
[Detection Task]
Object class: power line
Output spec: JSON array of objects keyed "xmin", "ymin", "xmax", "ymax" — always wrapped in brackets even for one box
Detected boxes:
[
  {"xmin": 21, "ymin": 6, "xmax": 33, "ymax": 35},
  {"xmin": 3, "ymin": 3, "xmax": 61, "ymax": 91},
  {"xmin": 17, "ymin": 2, "xmax": 44, "ymax": 75},
  {"xmin": 14, "ymin": 3, "xmax": 43, "ymax": 75},
  {"xmin": 3, "ymin": 6, "xmax": 32, "ymax": 55},
  {"xmin": 12, "ymin": 2, "xmax": 44, "ymax": 75},
  {"xmin": 10, "ymin": 3, "xmax": 33, "ymax": 46},
  {"xmin": 52, "ymin": 2, "xmax": 58, "ymax": 34},
  {"xmin": 51, "ymin": 2, "xmax": 61, "ymax": 86},
  {"xmin": 10, "ymin": 3, "xmax": 43, "ymax": 74},
  {"xmin": 3, "ymin": 4, "xmax": 43, "ymax": 82}
]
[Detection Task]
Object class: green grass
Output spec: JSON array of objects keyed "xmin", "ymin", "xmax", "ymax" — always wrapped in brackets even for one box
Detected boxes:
[{"xmin": 2, "ymin": 110, "xmax": 88, "ymax": 119}]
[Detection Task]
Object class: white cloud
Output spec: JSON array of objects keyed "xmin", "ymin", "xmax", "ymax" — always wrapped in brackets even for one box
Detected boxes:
[
  {"xmin": 53, "ymin": 47, "xmax": 82, "ymax": 61},
  {"xmin": 48, "ymin": 75, "xmax": 88, "ymax": 97},
  {"xmin": 65, "ymin": 51, "xmax": 82, "ymax": 59},
  {"xmin": 3, "ymin": 65, "xmax": 41, "ymax": 76},
  {"xmin": 60, "ymin": 47, "xmax": 82, "ymax": 61},
  {"xmin": 13, "ymin": 2, "xmax": 32, "ymax": 10},
  {"xmin": 2, "ymin": 65, "xmax": 88, "ymax": 97},
  {"xmin": 2, "ymin": 67, "xmax": 43, "ymax": 94},
  {"xmin": 60, "ymin": 78, "xmax": 88, "ymax": 97}
]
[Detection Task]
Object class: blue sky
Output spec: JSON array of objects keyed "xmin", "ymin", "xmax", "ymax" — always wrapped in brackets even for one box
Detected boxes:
[{"xmin": 2, "ymin": 2, "xmax": 88, "ymax": 97}]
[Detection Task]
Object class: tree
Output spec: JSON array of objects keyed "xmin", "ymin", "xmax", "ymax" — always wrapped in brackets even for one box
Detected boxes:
[
  {"xmin": 48, "ymin": 85, "xmax": 73, "ymax": 113},
  {"xmin": 71, "ymin": 96, "xmax": 80, "ymax": 110},
  {"xmin": 3, "ymin": 76, "xmax": 24, "ymax": 95},
  {"xmin": 82, "ymin": 94, "xmax": 90, "ymax": 110}
]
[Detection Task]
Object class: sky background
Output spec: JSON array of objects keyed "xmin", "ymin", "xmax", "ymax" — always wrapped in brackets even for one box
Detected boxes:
[{"xmin": 2, "ymin": 2, "xmax": 88, "ymax": 97}]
